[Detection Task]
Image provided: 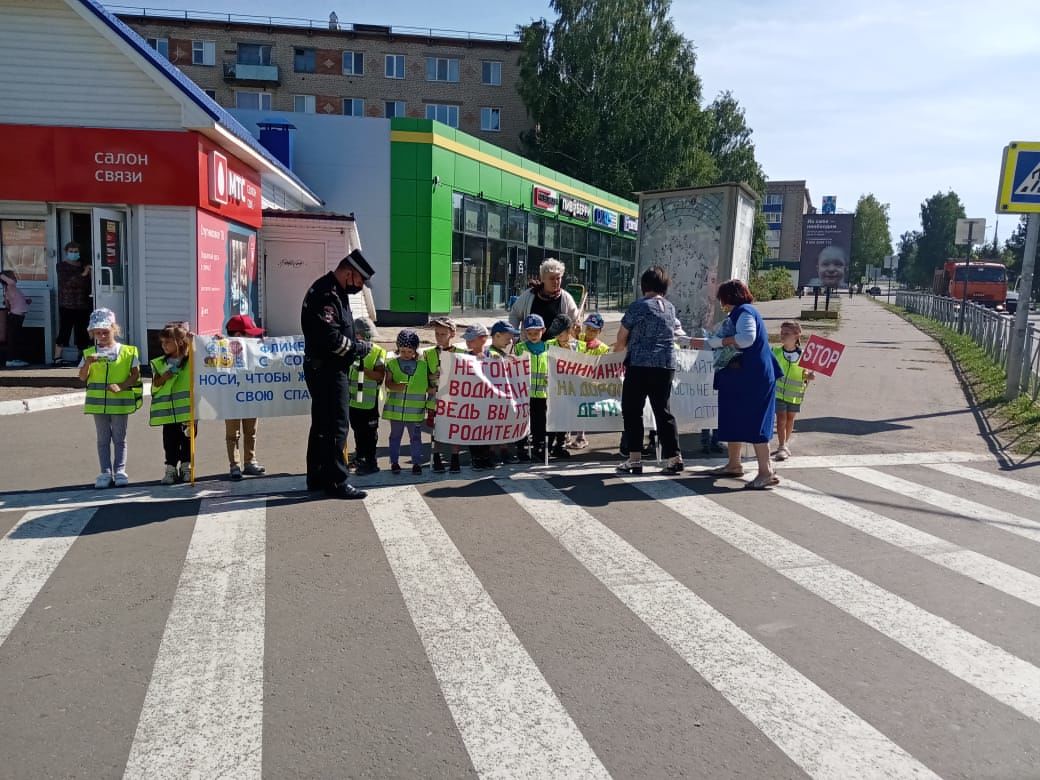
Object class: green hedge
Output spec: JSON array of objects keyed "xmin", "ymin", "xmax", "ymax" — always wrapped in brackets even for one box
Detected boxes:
[{"xmin": 750, "ymin": 268, "xmax": 796, "ymax": 301}]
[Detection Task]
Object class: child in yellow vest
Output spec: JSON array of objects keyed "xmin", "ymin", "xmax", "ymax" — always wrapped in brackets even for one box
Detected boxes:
[
  {"xmin": 150, "ymin": 322, "xmax": 194, "ymax": 484},
  {"xmin": 79, "ymin": 308, "xmax": 141, "ymax": 488},
  {"xmin": 384, "ymin": 329, "xmax": 430, "ymax": 475},
  {"xmin": 424, "ymin": 316, "xmax": 463, "ymax": 473},
  {"xmin": 544, "ymin": 315, "xmax": 577, "ymax": 459},
  {"xmin": 771, "ymin": 321, "xmax": 815, "ymax": 461},
  {"xmin": 348, "ymin": 317, "xmax": 387, "ymax": 476},
  {"xmin": 513, "ymin": 314, "xmax": 548, "ymax": 461}
]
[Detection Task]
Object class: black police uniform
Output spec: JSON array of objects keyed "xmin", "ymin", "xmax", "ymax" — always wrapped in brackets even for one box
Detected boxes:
[{"xmin": 301, "ymin": 271, "xmax": 364, "ymax": 495}]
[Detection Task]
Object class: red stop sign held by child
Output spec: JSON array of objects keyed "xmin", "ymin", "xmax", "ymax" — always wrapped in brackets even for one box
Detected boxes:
[{"xmin": 798, "ymin": 334, "xmax": 845, "ymax": 376}]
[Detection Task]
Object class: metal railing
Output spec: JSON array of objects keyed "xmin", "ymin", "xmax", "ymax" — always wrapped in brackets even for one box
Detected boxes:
[{"xmin": 896, "ymin": 292, "xmax": 1040, "ymax": 402}]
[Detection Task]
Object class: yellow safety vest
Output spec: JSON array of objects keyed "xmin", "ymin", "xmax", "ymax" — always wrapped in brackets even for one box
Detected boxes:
[
  {"xmin": 514, "ymin": 341, "xmax": 548, "ymax": 399},
  {"xmin": 83, "ymin": 345, "xmax": 142, "ymax": 415},
  {"xmin": 577, "ymin": 339, "xmax": 609, "ymax": 356},
  {"xmin": 772, "ymin": 345, "xmax": 808, "ymax": 405},
  {"xmin": 348, "ymin": 344, "xmax": 387, "ymax": 410},
  {"xmin": 149, "ymin": 355, "xmax": 192, "ymax": 426},
  {"xmin": 422, "ymin": 345, "xmax": 462, "ymax": 411},
  {"xmin": 383, "ymin": 356, "xmax": 430, "ymax": 422}
]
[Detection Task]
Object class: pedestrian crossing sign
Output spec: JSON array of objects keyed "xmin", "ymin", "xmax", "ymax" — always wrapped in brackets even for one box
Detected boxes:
[{"xmin": 996, "ymin": 141, "xmax": 1040, "ymax": 213}]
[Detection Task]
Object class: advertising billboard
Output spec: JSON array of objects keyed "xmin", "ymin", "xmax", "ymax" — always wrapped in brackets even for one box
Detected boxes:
[{"xmin": 799, "ymin": 214, "xmax": 854, "ymax": 289}]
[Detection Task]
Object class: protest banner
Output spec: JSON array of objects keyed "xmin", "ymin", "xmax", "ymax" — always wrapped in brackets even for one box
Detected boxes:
[
  {"xmin": 433, "ymin": 352, "xmax": 530, "ymax": 445},
  {"xmin": 799, "ymin": 334, "xmax": 845, "ymax": 377},
  {"xmin": 193, "ymin": 334, "xmax": 310, "ymax": 420},
  {"xmin": 546, "ymin": 347, "xmax": 717, "ymax": 432}
]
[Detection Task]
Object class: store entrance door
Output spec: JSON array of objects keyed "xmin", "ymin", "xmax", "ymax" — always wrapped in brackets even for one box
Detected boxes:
[
  {"xmin": 91, "ymin": 208, "xmax": 129, "ymax": 336},
  {"xmin": 506, "ymin": 243, "xmax": 527, "ymax": 303}
]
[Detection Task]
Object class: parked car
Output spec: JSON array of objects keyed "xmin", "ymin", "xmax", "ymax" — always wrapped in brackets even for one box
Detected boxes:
[{"xmin": 867, "ymin": 286, "xmax": 882, "ymax": 296}]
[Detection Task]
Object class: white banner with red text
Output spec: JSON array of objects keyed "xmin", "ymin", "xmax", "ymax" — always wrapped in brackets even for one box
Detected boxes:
[
  {"xmin": 193, "ymin": 334, "xmax": 310, "ymax": 420},
  {"xmin": 545, "ymin": 347, "xmax": 718, "ymax": 432},
  {"xmin": 433, "ymin": 352, "xmax": 531, "ymax": 445}
]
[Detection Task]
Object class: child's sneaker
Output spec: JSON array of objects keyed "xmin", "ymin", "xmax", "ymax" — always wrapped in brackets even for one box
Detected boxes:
[
  {"xmin": 243, "ymin": 462, "xmax": 266, "ymax": 476},
  {"xmin": 113, "ymin": 471, "xmax": 130, "ymax": 487},
  {"xmin": 230, "ymin": 465, "xmax": 243, "ymax": 481},
  {"xmin": 94, "ymin": 470, "xmax": 113, "ymax": 489},
  {"xmin": 391, "ymin": 462, "xmax": 402, "ymax": 475},
  {"xmin": 411, "ymin": 464, "xmax": 422, "ymax": 476},
  {"xmin": 161, "ymin": 465, "xmax": 178, "ymax": 485},
  {"xmin": 178, "ymin": 463, "xmax": 191, "ymax": 483}
]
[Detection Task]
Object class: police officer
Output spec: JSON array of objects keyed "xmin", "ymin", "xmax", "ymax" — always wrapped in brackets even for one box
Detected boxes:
[{"xmin": 301, "ymin": 249, "xmax": 375, "ymax": 499}]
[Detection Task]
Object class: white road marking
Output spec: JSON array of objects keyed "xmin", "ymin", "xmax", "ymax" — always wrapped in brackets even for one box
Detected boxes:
[
  {"xmin": 630, "ymin": 476, "xmax": 1040, "ymax": 724},
  {"xmin": 364, "ymin": 485, "xmax": 609, "ymax": 779},
  {"xmin": 499, "ymin": 475, "xmax": 936, "ymax": 780},
  {"xmin": 774, "ymin": 477, "xmax": 1040, "ymax": 610},
  {"xmin": 834, "ymin": 467, "xmax": 1040, "ymax": 544},
  {"xmin": 777, "ymin": 451, "xmax": 986, "ymax": 469},
  {"xmin": 924, "ymin": 462, "xmax": 1040, "ymax": 502},
  {"xmin": 123, "ymin": 499, "xmax": 266, "ymax": 780},
  {"xmin": 0, "ymin": 508, "xmax": 97, "ymax": 648}
]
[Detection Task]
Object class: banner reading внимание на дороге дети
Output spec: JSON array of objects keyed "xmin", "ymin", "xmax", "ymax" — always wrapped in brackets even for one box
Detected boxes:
[
  {"xmin": 192, "ymin": 334, "xmax": 310, "ymax": 420},
  {"xmin": 545, "ymin": 347, "xmax": 718, "ymax": 432}
]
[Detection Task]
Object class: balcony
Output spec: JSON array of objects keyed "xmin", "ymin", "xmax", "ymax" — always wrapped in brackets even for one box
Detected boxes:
[{"xmin": 223, "ymin": 62, "xmax": 280, "ymax": 84}]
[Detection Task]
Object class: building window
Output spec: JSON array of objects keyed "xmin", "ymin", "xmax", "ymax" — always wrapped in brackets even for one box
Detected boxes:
[
  {"xmin": 235, "ymin": 91, "xmax": 272, "ymax": 110},
  {"xmin": 237, "ymin": 43, "xmax": 272, "ymax": 66},
  {"xmin": 766, "ymin": 229, "xmax": 781, "ymax": 245},
  {"xmin": 343, "ymin": 98, "xmax": 364, "ymax": 116},
  {"xmin": 384, "ymin": 100, "xmax": 406, "ymax": 118},
  {"xmin": 425, "ymin": 57, "xmax": 460, "ymax": 83},
  {"xmin": 425, "ymin": 103, "xmax": 459, "ymax": 128},
  {"xmin": 765, "ymin": 193, "xmax": 783, "ymax": 206},
  {"xmin": 481, "ymin": 60, "xmax": 502, "ymax": 86},
  {"xmin": 293, "ymin": 94, "xmax": 316, "ymax": 113},
  {"xmin": 191, "ymin": 40, "xmax": 215, "ymax": 66},
  {"xmin": 764, "ymin": 212, "xmax": 781, "ymax": 225},
  {"xmin": 146, "ymin": 37, "xmax": 169, "ymax": 59},
  {"xmin": 767, "ymin": 247, "xmax": 780, "ymax": 259},
  {"xmin": 480, "ymin": 107, "xmax": 500, "ymax": 132},
  {"xmin": 294, "ymin": 48, "xmax": 316, "ymax": 73},
  {"xmin": 385, "ymin": 54, "xmax": 405, "ymax": 79},
  {"xmin": 342, "ymin": 51, "xmax": 364, "ymax": 76},
  {"xmin": 204, "ymin": 89, "xmax": 217, "ymax": 100}
]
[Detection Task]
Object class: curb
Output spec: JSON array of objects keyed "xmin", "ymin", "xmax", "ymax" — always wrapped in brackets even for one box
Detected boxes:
[{"xmin": 0, "ymin": 380, "xmax": 153, "ymax": 416}]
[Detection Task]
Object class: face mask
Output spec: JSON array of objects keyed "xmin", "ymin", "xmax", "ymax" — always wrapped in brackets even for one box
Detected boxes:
[
  {"xmin": 343, "ymin": 283, "xmax": 363, "ymax": 295},
  {"xmin": 66, "ymin": 251, "xmax": 80, "ymax": 261}
]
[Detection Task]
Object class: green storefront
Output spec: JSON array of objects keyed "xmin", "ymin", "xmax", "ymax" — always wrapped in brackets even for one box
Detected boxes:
[{"xmin": 388, "ymin": 118, "xmax": 639, "ymax": 319}]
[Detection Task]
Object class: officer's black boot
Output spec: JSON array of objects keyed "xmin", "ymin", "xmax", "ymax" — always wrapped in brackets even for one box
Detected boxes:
[{"xmin": 433, "ymin": 452, "xmax": 446, "ymax": 473}]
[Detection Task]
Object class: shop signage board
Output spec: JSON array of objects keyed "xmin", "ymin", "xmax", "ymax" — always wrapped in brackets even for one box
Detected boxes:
[
  {"xmin": 997, "ymin": 141, "xmax": 1040, "ymax": 213},
  {"xmin": 593, "ymin": 206, "xmax": 618, "ymax": 231},
  {"xmin": 196, "ymin": 212, "xmax": 229, "ymax": 335},
  {"xmin": 798, "ymin": 334, "xmax": 845, "ymax": 377},
  {"xmin": 532, "ymin": 186, "xmax": 559, "ymax": 213},
  {"xmin": 620, "ymin": 214, "xmax": 639, "ymax": 235},
  {"xmin": 196, "ymin": 136, "xmax": 262, "ymax": 228},
  {"xmin": 559, "ymin": 194, "xmax": 591, "ymax": 222}
]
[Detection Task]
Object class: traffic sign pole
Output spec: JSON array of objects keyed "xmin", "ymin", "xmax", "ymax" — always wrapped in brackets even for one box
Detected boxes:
[{"xmin": 1006, "ymin": 213, "xmax": 1038, "ymax": 399}]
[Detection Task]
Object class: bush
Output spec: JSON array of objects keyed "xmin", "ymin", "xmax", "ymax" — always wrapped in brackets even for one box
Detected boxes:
[{"xmin": 750, "ymin": 269, "xmax": 796, "ymax": 301}]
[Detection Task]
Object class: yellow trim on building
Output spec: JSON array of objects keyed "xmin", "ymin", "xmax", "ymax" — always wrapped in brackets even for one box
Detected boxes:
[{"xmin": 391, "ymin": 130, "xmax": 638, "ymax": 217}]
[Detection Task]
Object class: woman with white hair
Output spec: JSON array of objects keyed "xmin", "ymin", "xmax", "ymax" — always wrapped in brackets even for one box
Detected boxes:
[{"xmin": 508, "ymin": 257, "xmax": 580, "ymax": 335}]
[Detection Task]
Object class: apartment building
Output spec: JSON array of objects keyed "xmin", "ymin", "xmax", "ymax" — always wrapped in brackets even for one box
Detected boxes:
[
  {"xmin": 762, "ymin": 180, "xmax": 814, "ymax": 263},
  {"xmin": 119, "ymin": 9, "xmax": 529, "ymax": 153}
]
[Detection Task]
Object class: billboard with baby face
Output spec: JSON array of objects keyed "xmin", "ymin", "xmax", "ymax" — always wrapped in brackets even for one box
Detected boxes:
[{"xmin": 799, "ymin": 214, "xmax": 854, "ymax": 289}]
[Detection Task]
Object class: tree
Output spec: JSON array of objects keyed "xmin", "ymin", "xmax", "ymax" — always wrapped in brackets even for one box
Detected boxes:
[
  {"xmin": 849, "ymin": 194, "xmax": 892, "ymax": 282},
  {"xmin": 517, "ymin": 0, "xmax": 716, "ymax": 196},
  {"xmin": 896, "ymin": 230, "xmax": 920, "ymax": 286},
  {"xmin": 907, "ymin": 191, "xmax": 965, "ymax": 287}
]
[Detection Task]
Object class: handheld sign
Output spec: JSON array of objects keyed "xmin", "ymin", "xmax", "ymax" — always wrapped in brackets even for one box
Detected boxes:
[{"xmin": 798, "ymin": 334, "xmax": 845, "ymax": 377}]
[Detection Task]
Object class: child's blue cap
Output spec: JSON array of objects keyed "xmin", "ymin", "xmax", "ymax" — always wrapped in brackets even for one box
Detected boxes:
[
  {"xmin": 491, "ymin": 320, "xmax": 520, "ymax": 336},
  {"xmin": 583, "ymin": 312, "xmax": 604, "ymax": 329},
  {"xmin": 522, "ymin": 314, "xmax": 545, "ymax": 330}
]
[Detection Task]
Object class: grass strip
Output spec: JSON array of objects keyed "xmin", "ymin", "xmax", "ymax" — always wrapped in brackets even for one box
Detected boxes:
[{"xmin": 882, "ymin": 303, "xmax": 1040, "ymax": 460}]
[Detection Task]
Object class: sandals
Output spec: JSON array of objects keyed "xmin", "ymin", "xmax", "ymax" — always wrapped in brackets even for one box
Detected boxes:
[
  {"xmin": 704, "ymin": 465, "xmax": 745, "ymax": 478},
  {"xmin": 743, "ymin": 473, "xmax": 780, "ymax": 490}
]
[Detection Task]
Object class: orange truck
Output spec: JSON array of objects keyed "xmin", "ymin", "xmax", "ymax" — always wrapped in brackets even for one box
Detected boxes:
[{"xmin": 932, "ymin": 260, "xmax": 1008, "ymax": 308}]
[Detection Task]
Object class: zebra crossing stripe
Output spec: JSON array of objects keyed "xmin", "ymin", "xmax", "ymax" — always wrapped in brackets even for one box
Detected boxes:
[
  {"xmin": 923, "ymin": 463, "xmax": 1040, "ymax": 502},
  {"xmin": 123, "ymin": 499, "xmax": 266, "ymax": 780},
  {"xmin": 629, "ymin": 476, "xmax": 1040, "ymax": 724},
  {"xmin": 0, "ymin": 508, "xmax": 97, "ymax": 648},
  {"xmin": 498, "ymin": 475, "xmax": 936, "ymax": 779},
  {"xmin": 364, "ymin": 485, "xmax": 610, "ymax": 779},
  {"xmin": 834, "ymin": 467, "xmax": 1040, "ymax": 544},
  {"xmin": 776, "ymin": 451, "xmax": 985, "ymax": 469},
  {"xmin": 774, "ymin": 477, "xmax": 1040, "ymax": 609}
]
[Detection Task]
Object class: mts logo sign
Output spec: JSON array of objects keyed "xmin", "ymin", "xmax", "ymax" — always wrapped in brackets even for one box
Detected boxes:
[{"xmin": 208, "ymin": 150, "xmax": 247, "ymax": 205}]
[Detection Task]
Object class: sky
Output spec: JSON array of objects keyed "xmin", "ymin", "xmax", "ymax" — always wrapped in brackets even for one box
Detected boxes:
[{"xmin": 106, "ymin": 0, "xmax": 1040, "ymax": 247}]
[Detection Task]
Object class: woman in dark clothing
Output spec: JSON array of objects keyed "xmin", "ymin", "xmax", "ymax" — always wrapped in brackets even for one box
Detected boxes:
[
  {"xmin": 692, "ymin": 279, "xmax": 782, "ymax": 489},
  {"xmin": 55, "ymin": 240, "xmax": 92, "ymax": 363},
  {"xmin": 613, "ymin": 265, "xmax": 682, "ymax": 476}
]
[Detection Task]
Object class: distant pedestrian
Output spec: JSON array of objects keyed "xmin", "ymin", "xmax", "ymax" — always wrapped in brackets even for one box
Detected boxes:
[
  {"xmin": 55, "ymin": 241, "xmax": 92, "ymax": 364},
  {"xmin": 0, "ymin": 270, "xmax": 31, "ymax": 367}
]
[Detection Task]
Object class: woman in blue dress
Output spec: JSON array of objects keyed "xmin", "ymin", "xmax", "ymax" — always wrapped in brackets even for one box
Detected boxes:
[{"xmin": 692, "ymin": 279, "xmax": 782, "ymax": 489}]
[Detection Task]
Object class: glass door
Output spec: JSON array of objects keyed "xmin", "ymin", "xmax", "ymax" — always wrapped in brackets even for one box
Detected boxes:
[{"xmin": 91, "ymin": 208, "xmax": 129, "ymax": 336}]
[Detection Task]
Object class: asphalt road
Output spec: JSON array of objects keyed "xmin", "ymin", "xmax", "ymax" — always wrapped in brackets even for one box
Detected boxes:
[{"xmin": 2, "ymin": 296, "xmax": 1039, "ymax": 779}]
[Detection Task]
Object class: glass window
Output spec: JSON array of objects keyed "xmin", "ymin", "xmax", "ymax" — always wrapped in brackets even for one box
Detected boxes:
[
  {"xmin": 528, "ymin": 214, "xmax": 541, "ymax": 246},
  {"xmin": 480, "ymin": 107, "xmax": 500, "ymax": 132},
  {"xmin": 609, "ymin": 235, "xmax": 622, "ymax": 260},
  {"xmin": 463, "ymin": 197, "xmax": 486, "ymax": 235},
  {"xmin": 235, "ymin": 91, "xmax": 271, "ymax": 110},
  {"xmin": 343, "ymin": 98, "xmax": 364, "ymax": 116},
  {"xmin": 481, "ymin": 60, "xmax": 502, "ymax": 85},
  {"xmin": 425, "ymin": 104, "xmax": 459, "ymax": 128},
  {"xmin": 487, "ymin": 239, "xmax": 509, "ymax": 308},
  {"xmin": 294, "ymin": 48, "xmax": 316, "ymax": 73},
  {"xmin": 237, "ymin": 43, "xmax": 271, "ymax": 66},
  {"xmin": 204, "ymin": 89, "xmax": 217, "ymax": 100},
  {"xmin": 460, "ymin": 234, "xmax": 487, "ymax": 309},
  {"xmin": 146, "ymin": 38, "xmax": 168, "ymax": 59},
  {"xmin": 559, "ymin": 223, "xmax": 574, "ymax": 251},
  {"xmin": 506, "ymin": 208, "xmax": 526, "ymax": 243},
  {"xmin": 384, "ymin": 100, "xmax": 405, "ymax": 118},
  {"xmin": 192, "ymin": 40, "xmax": 215, "ymax": 66},
  {"xmin": 425, "ymin": 57, "xmax": 460, "ymax": 82},
  {"xmin": 0, "ymin": 220, "xmax": 47, "ymax": 282},
  {"xmin": 293, "ymin": 94, "xmax": 315, "ymax": 113},
  {"xmin": 385, "ymin": 54, "xmax": 405, "ymax": 79},
  {"xmin": 452, "ymin": 192, "xmax": 464, "ymax": 232},
  {"xmin": 486, "ymin": 203, "xmax": 506, "ymax": 240},
  {"xmin": 542, "ymin": 219, "xmax": 557, "ymax": 250},
  {"xmin": 572, "ymin": 225, "xmax": 587, "ymax": 254},
  {"xmin": 954, "ymin": 265, "xmax": 1007, "ymax": 282},
  {"xmin": 765, "ymin": 193, "xmax": 783, "ymax": 206},
  {"xmin": 342, "ymin": 51, "xmax": 364, "ymax": 75}
]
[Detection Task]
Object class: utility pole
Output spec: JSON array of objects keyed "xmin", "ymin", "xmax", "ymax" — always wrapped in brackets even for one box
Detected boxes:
[
  {"xmin": 955, "ymin": 218, "xmax": 985, "ymax": 334},
  {"xmin": 1006, "ymin": 214, "xmax": 1038, "ymax": 399}
]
